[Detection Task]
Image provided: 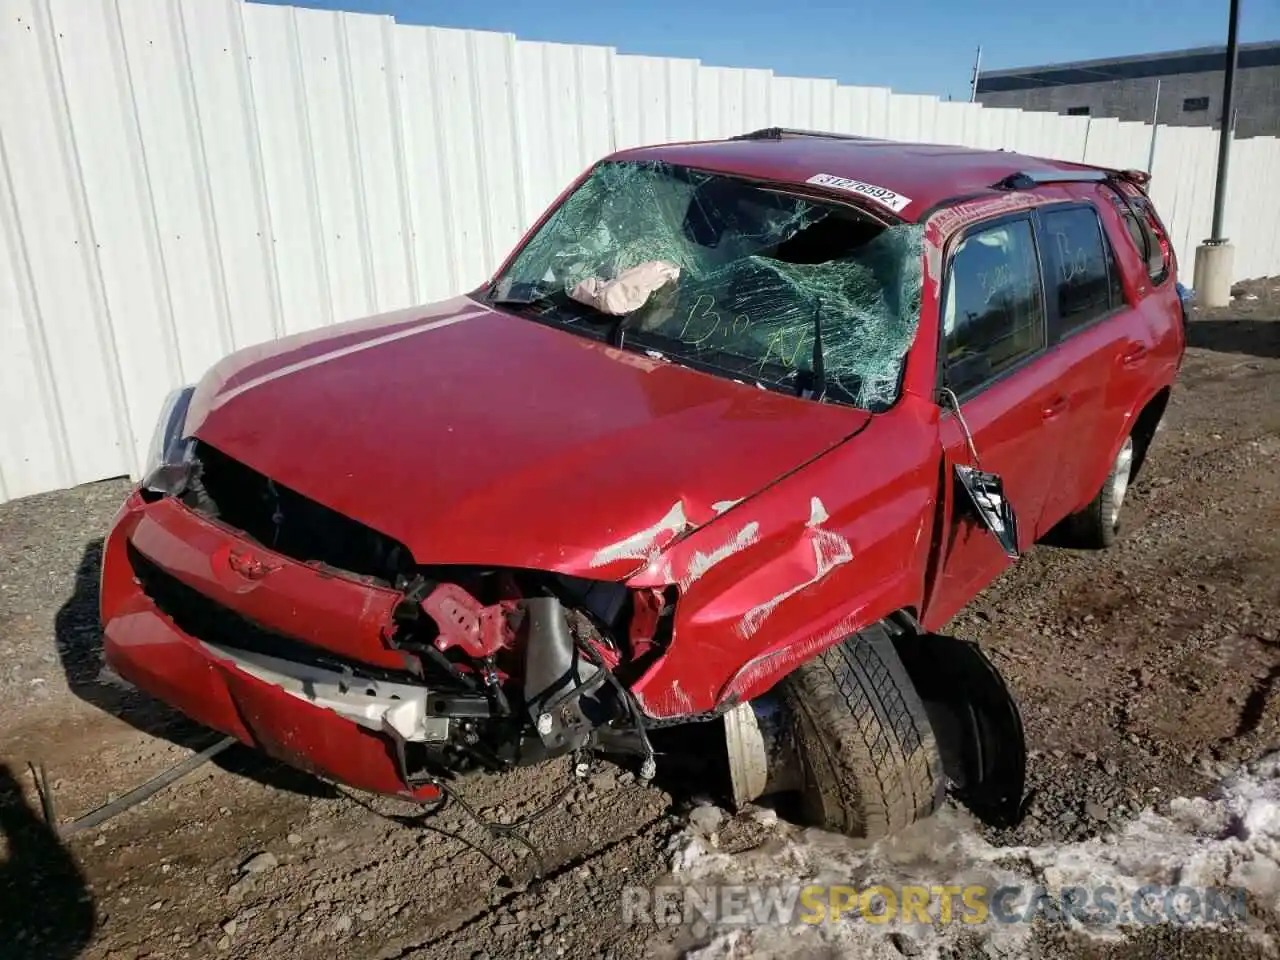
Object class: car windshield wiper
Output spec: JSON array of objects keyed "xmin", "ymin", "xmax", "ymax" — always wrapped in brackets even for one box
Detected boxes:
[
  {"xmin": 489, "ymin": 287, "xmax": 630, "ymax": 346},
  {"xmin": 489, "ymin": 287, "xmax": 613, "ymax": 322},
  {"xmin": 487, "ymin": 289, "xmax": 563, "ymax": 311}
]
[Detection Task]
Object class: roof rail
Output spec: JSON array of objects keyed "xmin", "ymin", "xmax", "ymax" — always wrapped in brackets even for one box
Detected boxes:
[
  {"xmin": 732, "ymin": 127, "xmax": 882, "ymax": 142},
  {"xmin": 993, "ymin": 169, "xmax": 1110, "ymax": 190}
]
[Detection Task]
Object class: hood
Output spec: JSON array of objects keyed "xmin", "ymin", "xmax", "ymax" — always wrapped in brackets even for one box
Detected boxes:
[{"xmin": 185, "ymin": 297, "xmax": 867, "ymax": 579}]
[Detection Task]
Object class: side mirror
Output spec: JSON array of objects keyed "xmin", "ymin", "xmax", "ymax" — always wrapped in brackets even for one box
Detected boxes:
[
  {"xmin": 938, "ymin": 386, "xmax": 1020, "ymax": 560},
  {"xmin": 954, "ymin": 464, "xmax": 1020, "ymax": 559}
]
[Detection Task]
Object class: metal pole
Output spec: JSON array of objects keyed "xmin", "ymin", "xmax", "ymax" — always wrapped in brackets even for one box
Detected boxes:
[
  {"xmin": 1209, "ymin": 0, "xmax": 1240, "ymax": 241},
  {"xmin": 969, "ymin": 46, "xmax": 983, "ymax": 103},
  {"xmin": 1146, "ymin": 78, "xmax": 1161, "ymax": 173}
]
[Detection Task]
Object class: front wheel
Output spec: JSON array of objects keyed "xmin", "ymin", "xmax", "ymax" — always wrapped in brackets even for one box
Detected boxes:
[
  {"xmin": 778, "ymin": 623, "xmax": 943, "ymax": 838},
  {"xmin": 1066, "ymin": 434, "xmax": 1135, "ymax": 549}
]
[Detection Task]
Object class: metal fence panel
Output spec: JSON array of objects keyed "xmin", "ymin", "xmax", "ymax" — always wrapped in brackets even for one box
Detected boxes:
[{"xmin": 2, "ymin": 0, "xmax": 1278, "ymax": 502}]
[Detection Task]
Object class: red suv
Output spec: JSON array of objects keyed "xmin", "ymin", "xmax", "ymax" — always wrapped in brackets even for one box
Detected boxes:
[{"xmin": 101, "ymin": 129, "xmax": 1184, "ymax": 838}]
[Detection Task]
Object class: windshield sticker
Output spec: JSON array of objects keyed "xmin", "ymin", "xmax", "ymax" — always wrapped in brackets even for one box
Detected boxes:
[{"xmin": 805, "ymin": 173, "xmax": 912, "ymax": 213}]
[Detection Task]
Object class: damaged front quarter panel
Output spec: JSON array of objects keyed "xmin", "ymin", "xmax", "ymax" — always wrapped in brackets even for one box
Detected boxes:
[{"xmin": 625, "ymin": 404, "xmax": 944, "ymax": 720}]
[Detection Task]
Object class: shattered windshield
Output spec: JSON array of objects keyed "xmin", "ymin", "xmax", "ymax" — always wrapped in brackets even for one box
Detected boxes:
[{"xmin": 487, "ymin": 160, "xmax": 924, "ymax": 410}]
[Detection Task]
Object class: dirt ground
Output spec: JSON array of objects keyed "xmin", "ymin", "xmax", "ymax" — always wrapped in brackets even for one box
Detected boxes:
[{"xmin": 1, "ymin": 278, "xmax": 1278, "ymax": 960}]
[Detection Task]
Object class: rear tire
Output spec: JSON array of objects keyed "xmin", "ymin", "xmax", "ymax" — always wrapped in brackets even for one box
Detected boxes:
[
  {"xmin": 1065, "ymin": 433, "xmax": 1135, "ymax": 549},
  {"xmin": 779, "ymin": 622, "xmax": 944, "ymax": 838}
]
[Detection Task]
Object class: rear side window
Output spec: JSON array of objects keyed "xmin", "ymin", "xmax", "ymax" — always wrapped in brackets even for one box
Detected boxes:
[
  {"xmin": 1040, "ymin": 206, "xmax": 1121, "ymax": 340},
  {"xmin": 1116, "ymin": 196, "xmax": 1171, "ymax": 284},
  {"xmin": 942, "ymin": 218, "xmax": 1046, "ymax": 395}
]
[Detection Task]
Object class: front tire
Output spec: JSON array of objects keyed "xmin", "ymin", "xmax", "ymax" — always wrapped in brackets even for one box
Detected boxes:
[
  {"xmin": 1066, "ymin": 433, "xmax": 1135, "ymax": 549},
  {"xmin": 779, "ymin": 623, "xmax": 943, "ymax": 838}
]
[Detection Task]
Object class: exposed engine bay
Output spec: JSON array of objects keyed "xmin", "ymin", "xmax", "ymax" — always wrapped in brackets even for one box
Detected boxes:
[{"xmin": 155, "ymin": 441, "xmax": 679, "ymax": 790}]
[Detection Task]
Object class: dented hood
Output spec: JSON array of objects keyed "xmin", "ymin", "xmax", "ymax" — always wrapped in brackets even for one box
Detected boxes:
[{"xmin": 185, "ymin": 297, "xmax": 867, "ymax": 578}]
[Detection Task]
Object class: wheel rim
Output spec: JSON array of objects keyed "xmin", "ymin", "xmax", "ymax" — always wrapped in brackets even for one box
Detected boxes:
[{"xmin": 1109, "ymin": 436, "xmax": 1135, "ymax": 528}]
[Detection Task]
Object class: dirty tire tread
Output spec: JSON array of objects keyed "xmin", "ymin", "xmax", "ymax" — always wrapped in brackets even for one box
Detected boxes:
[{"xmin": 781, "ymin": 623, "xmax": 943, "ymax": 838}]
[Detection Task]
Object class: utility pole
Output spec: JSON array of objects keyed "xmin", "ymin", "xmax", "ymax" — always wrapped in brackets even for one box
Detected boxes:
[
  {"xmin": 1210, "ymin": 0, "xmax": 1240, "ymax": 242},
  {"xmin": 1193, "ymin": 0, "xmax": 1241, "ymax": 307},
  {"xmin": 969, "ymin": 46, "xmax": 983, "ymax": 103}
]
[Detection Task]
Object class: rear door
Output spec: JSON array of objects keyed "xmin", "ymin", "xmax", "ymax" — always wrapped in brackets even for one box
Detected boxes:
[
  {"xmin": 924, "ymin": 213, "xmax": 1066, "ymax": 628},
  {"xmin": 1105, "ymin": 187, "xmax": 1186, "ymax": 374},
  {"xmin": 1032, "ymin": 201, "xmax": 1135, "ymax": 528}
]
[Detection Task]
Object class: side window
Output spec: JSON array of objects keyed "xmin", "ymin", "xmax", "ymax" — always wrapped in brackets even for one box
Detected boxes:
[
  {"xmin": 942, "ymin": 218, "xmax": 1046, "ymax": 395},
  {"xmin": 1040, "ymin": 206, "xmax": 1118, "ymax": 340},
  {"xmin": 1111, "ymin": 193, "xmax": 1171, "ymax": 285}
]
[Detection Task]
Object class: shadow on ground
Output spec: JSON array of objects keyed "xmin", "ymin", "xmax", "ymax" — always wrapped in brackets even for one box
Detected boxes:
[
  {"xmin": 54, "ymin": 539, "xmax": 338, "ymax": 801},
  {"xmin": 0, "ymin": 764, "xmax": 95, "ymax": 959},
  {"xmin": 1187, "ymin": 318, "xmax": 1280, "ymax": 359}
]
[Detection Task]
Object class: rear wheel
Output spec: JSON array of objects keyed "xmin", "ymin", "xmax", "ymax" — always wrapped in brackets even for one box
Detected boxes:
[
  {"xmin": 1066, "ymin": 434, "xmax": 1135, "ymax": 549},
  {"xmin": 779, "ymin": 623, "xmax": 943, "ymax": 838}
]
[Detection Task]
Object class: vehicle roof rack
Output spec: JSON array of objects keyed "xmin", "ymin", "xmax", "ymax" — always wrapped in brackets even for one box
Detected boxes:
[
  {"xmin": 731, "ymin": 127, "xmax": 882, "ymax": 142},
  {"xmin": 993, "ymin": 169, "xmax": 1110, "ymax": 190}
]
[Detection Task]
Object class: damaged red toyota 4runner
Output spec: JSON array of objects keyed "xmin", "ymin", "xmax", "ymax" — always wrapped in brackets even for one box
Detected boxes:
[{"xmin": 101, "ymin": 129, "xmax": 1186, "ymax": 838}]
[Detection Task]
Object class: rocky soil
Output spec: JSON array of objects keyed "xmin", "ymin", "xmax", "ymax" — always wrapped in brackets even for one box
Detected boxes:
[{"xmin": 1, "ymin": 278, "xmax": 1277, "ymax": 959}]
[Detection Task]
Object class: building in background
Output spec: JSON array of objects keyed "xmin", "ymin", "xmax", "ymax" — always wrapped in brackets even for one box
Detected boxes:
[{"xmin": 975, "ymin": 41, "xmax": 1280, "ymax": 139}]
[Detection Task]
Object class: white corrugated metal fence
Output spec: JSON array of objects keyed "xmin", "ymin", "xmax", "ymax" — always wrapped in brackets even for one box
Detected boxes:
[{"xmin": 2, "ymin": 0, "xmax": 1279, "ymax": 502}]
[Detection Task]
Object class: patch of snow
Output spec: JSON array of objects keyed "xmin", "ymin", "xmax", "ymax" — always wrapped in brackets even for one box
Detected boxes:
[{"xmin": 660, "ymin": 755, "xmax": 1280, "ymax": 958}]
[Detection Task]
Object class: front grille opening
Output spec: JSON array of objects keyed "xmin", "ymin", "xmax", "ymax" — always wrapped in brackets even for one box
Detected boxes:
[
  {"xmin": 183, "ymin": 441, "xmax": 412, "ymax": 584},
  {"xmin": 127, "ymin": 543, "xmax": 419, "ymax": 684}
]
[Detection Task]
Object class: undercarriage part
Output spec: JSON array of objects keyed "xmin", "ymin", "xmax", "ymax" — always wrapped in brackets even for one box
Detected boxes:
[
  {"xmin": 199, "ymin": 640, "xmax": 452, "ymax": 742},
  {"xmin": 889, "ymin": 629, "xmax": 1028, "ymax": 828},
  {"xmin": 523, "ymin": 597, "xmax": 609, "ymax": 753},
  {"xmin": 628, "ymin": 587, "xmax": 665, "ymax": 660},
  {"xmin": 145, "ymin": 444, "xmax": 673, "ymax": 780},
  {"xmin": 722, "ymin": 697, "xmax": 804, "ymax": 808},
  {"xmin": 422, "ymin": 582, "xmax": 520, "ymax": 658},
  {"xmin": 554, "ymin": 575, "xmax": 628, "ymax": 626},
  {"xmin": 780, "ymin": 622, "xmax": 945, "ymax": 838}
]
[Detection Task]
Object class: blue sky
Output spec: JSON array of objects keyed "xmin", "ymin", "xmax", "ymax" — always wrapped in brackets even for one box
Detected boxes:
[{"xmin": 250, "ymin": 0, "xmax": 1280, "ymax": 101}]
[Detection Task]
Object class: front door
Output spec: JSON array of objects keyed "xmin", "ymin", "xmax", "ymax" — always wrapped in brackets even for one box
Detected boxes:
[{"xmin": 923, "ymin": 214, "xmax": 1065, "ymax": 630}]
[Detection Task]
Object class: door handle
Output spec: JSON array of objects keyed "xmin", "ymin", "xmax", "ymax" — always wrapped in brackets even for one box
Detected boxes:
[
  {"xmin": 1042, "ymin": 395, "xmax": 1069, "ymax": 419},
  {"xmin": 1121, "ymin": 343, "xmax": 1149, "ymax": 366}
]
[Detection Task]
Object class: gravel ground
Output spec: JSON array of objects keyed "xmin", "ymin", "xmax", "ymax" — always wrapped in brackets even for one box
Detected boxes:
[{"xmin": 1, "ymin": 278, "xmax": 1278, "ymax": 960}]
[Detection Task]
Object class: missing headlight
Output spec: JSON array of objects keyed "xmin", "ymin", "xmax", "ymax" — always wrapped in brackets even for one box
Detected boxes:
[{"xmin": 142, "ymin": 385, "xmax": 195, "ymax": 496}]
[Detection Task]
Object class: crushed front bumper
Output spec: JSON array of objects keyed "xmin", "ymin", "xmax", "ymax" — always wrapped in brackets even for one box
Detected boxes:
[{"xmin": 100, "ymin": 492, "xmax": 442, "ymax": 800}]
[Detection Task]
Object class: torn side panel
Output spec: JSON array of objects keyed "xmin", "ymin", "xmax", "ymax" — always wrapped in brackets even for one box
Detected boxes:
[
  {"xmin": 735, "ymin": 496, "xmax": 853, "ymax": 640},
  {"xmin": 626, "ymin": 415, "xmax": 943, "ymax": 719}
]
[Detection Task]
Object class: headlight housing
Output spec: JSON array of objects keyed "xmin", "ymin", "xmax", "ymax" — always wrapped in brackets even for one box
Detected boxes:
[{"xmin": 142, "ymin": 385, "xmax": 196, "ymax": 495}]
